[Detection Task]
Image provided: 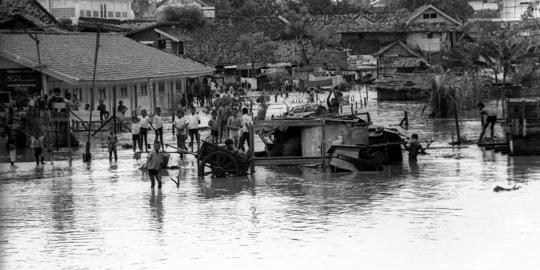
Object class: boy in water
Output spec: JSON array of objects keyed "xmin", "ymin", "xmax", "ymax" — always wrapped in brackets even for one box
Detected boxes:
[
  {"xmin": 146, "ymin": 143, "xmax": 163, "ymax": 189},
  {"xmin": 477, "ymin": 102, "xmax": 497, "ymax": 143},
  {"xmin": 404, "ymin": 134, "xmax": 423, "ymax": 162},
  {"xmin": 8, "ymin": 143, "xmax": 16, "ymax": 166},
  {"xmin": 208, "ymin": 110, "xmax": 220, "ymax": 143},
  {"xmin": 107, "ymin": 130, "xmax": 118, "ymax": 162}
]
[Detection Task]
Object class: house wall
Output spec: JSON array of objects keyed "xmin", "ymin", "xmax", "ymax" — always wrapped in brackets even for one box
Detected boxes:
[
  {"xmin": 39, "ymin": 76, "xmax": 188, "ymax": 117},
  {"xmin": 406, "ymin": 32, "xmax": 442, "ymax": 52},
  {"xmin": 127, "ymin": 29, "xmax": 184, "ymax": 55},
  {"xmin": 409, "ymin": 8, "xmax": 457, "ymax": 24},
  {"xmin": 37, "ymin": 0, "xmax": 135, "ymax": 24}
]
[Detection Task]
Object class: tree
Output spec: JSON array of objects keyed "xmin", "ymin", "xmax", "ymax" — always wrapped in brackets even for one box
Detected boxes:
[
  {"xmin": 236, "ymin": 32, "xmax": 277, "ymax": 76},
  {"xmin": 158, "ymin": 6, "xmax": 206, "ymax": 30},
  {"xmin": 282, "ymin": 5, "xmax": 341, "ymax": 65},
  {"xmin": 132, "ymin": 0, "xmax": 155, "ymax": 19},
  {"xmin": 388, "ymin": 0, "xmax": 474, "ymax": 21}
]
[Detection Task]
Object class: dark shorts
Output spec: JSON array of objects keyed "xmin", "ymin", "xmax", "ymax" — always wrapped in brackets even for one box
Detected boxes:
[
  {"xmin": 486, "ymin": 115, "xmax": 497, "ymax": 124},
  {"xmin": 155, "ymin": 127, "xmax": 163, "ymax": 135},
  {"xmin": 211, "ymin": 130, "xmax": 219, "ymax": 136},
  {"xmin": 189, "ymin": 129, "xmax": 199, "ymax": 135},
  {"xmin": 148, "ymin": 169, "xmax": 159, "ymax": 177},
  {"xmin": 140, "ymin": 128, "xmax": 148, "ymax": 135},
  {"xmin": 33, "ymin": 147, "xmax": 42, "ymax": 157}
]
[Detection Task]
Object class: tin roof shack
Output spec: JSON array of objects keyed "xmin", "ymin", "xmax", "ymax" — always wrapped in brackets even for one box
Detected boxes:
[
  {"xmin": 506, "ymin": 98, "xmax": 540, "ymax": 155},
  {"xmin": 0, "ymin": 32, "xmax": 214, "ymax": 117}
]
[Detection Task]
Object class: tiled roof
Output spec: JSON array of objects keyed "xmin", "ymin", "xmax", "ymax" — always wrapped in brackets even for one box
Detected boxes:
[
  {"xmin": 376, "ymin": 41, "xmax": 422, "ymax": 58},
  {"xmin": 306, "ymin": 5, "xmax": 461, "ymax": 33},
  {"xmin": 0, "ymin": 0, "xmax": 57, "ymax": 26},
  {"xmin": 378, "ymin": 57, "xmax": 429, "ymax": 68},
  {"xmin": 0, "ymin": 33, "xmax": 214, "ymax": 84},
  {"xmin": 181, "ymin": 17, "xmax": 287, "ymax": 65}
]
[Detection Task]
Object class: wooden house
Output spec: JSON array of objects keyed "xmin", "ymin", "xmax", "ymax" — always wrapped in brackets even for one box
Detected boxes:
[{"xmin": 332, "ymin": 5, "xmax": 462, "ymax": 64}]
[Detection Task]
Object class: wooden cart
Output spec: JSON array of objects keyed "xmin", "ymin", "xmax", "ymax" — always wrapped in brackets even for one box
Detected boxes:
[{"xmin": 197, "ymin": 141, "xmax": 252, "ymax": 177}]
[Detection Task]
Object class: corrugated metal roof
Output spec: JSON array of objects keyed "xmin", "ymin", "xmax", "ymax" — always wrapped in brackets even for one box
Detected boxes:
[{"xmin": 0, "ymin": 32, "xmax": 214, "ymax": 84}]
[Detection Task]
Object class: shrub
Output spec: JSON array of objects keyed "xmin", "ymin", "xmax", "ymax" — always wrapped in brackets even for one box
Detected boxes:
[{"xmin": 158, "ymin": 6, "xmax": 206, "ymax": 30}]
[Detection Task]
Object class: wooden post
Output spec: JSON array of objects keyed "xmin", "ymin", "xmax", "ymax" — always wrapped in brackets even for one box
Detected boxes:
[
  {"xmin": 364, "ymin": 97, "xmax": 367, "ymax": 107},
  {"xmin": 454, "ymin": 100, "xmax": 461, "ymax": 144},
  {"xmin": 113, "ymin": 86, "xmax": 117, "ymax": 134},
  {"xmin": 249, "ymin": 124, "xmax": 255, "ymax": 174},
  {"xmin": 84, "ymin": 23, "xmax": 101, "ymax": 163},
  {"xmin": 321, "ymin": 117, "xmax": 326, "ymax": 172},
  {"xmin": 67, "ymin": 104, "xmax": 71, "ymax": 162}
]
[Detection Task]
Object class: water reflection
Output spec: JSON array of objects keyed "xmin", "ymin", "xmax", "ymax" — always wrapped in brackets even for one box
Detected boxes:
[
  {"xmin": 148, "ymin": 189, "xmax": 164, "ymax": 227},
  {"xmin": 198, "ymin": 177, "xmax": 252, "ymax": 198}
]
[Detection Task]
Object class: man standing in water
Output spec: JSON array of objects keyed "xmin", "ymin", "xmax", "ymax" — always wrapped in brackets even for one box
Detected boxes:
[
  {"xmin": 238, "ymin": 108, "xmax": 252, "ymax": 152},
  {"xmin": 477, "ymin": 102, "xmax": 497, "ymax": 143},
  {"xmin": 139, "ymin": 109, "xmax": 151, "ymax": 152},
  {"xmin": 146, "ymin": 143, "xmax": 163, "ymax": 189}
]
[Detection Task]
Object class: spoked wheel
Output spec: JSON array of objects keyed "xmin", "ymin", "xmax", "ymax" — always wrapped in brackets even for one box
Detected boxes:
[{"xmin": 198, "ymin": 151, "xmax": 240, "ymax": 178}]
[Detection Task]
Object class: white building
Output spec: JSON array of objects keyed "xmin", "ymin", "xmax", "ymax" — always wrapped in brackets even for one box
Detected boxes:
[
  {"xmin": 500, "ymin": 0, "xmax": 540, "ymax": 20},
  {"xmin": 155, "ymin": 0, "xmax": 215, "ymax": 19},
  {"xmin": 468, "ymin": 0, "xmax": 500, "ymax": 11},
  {"xmin": 37, "ymin": 0, "xmax": 135, "ymax": 24}
]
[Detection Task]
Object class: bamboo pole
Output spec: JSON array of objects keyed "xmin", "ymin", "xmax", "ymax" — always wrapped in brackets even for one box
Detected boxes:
[{"xmin": 453, "ymin": 100, "xmax": 461, "ymax": 144}]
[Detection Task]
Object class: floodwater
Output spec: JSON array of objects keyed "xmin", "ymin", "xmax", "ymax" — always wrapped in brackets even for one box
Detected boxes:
[{"xmin": 2, "ymin": 87, "xmax": 540, "ymax": 270}]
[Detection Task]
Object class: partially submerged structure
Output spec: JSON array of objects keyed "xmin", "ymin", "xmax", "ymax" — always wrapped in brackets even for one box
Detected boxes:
[{"xmin": 506, "ymin": 98, "xmax": 540, "ymax": 155}]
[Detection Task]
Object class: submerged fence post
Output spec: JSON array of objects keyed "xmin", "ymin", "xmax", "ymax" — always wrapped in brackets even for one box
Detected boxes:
[
  {"xmin": 321, "ymin": 117, "xmax": 326, "ymax": 173},
  {"xmin": 454, "ymin": 101, "xmax": 461, "ymax": 144}
]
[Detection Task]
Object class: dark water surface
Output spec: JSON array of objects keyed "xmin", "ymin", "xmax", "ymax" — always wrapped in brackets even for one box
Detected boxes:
[{"xmin": 2, "ymin": 88, "xmax": 540, "ymax": 269}]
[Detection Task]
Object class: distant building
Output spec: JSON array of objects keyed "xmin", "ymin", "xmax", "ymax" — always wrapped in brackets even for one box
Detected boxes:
[
  {"xmin": 0, "ymin": 0, "xmax": 58, "ymax": 30},
  {"xmin": 36, "ymin": 0, "xmax": 135, "ymax": 24},
  {"xmin": 0, "ymin": 32, "xmax": 214, "ymax": 115},
  {"xmin": 468, "ymin": 0, "xmax": 500, "ymax": 11},
  {"xmin": 310, "ymin": 4, "xmax": 461, "ymax": 72},
  {"xmin": 500, "ymin": 0, "xmax": 539, "ymax": 20},
  {"xmin": 155, "ymin": 0, "xmax": 215, "ymax": 19}
]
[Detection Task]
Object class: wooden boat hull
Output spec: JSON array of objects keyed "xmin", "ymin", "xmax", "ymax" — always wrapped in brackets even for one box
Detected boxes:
[{"xmin": 329, "ymin": 146, "xmax": 387, "ymax": 172}]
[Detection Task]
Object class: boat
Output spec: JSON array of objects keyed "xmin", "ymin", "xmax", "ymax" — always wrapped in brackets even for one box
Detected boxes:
[
  {"xmin": 252, "ymin": 107, "xmax": 404, "ymax": 171},
  {"xmin": 327, "ymin": 127, "xmax": 404, "ymax": 172}
]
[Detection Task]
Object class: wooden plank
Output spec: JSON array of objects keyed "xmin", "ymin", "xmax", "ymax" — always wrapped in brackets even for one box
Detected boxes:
[{"xmin": 253, "ymin": 156, "xmax": 330, "ymax": 166}]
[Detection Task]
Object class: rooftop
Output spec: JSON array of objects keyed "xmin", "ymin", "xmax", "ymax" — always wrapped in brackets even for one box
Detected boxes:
[{"xmin": 0, "ymin": 32, "xmax": 215, "ymax": 84}]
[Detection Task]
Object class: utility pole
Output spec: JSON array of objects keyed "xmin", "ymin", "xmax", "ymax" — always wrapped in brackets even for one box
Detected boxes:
[{"xmin": 84, "ymin": 23, "xmax": 101, "ymax": 162}]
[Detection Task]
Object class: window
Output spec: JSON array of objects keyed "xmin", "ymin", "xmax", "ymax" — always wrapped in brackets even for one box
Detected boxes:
[
  {"xmin": 176, "ymin": 80, "xmax": 182, "ymax": 91},
  {"xmin": 158, "ymin": 82, "xmax": 165, "ymax": 94},
  {"xmin": 430, "ymin": 13, "xmax": 437, "ymax": 19},
  {"xmin": 427, "ymin": 33, "xmax": 434, "ymax": 39},
  {"xmin": 52, "ymin": 7, "xmax": 76, "ymax": 18},
  {"xmin": 86, "ymin": 10, "xmax": 91, "ymax": 17},
  {"xmin": 108, "ymin": 11, "xmax": 114, "ymax": 18},
  {"xmin": 93, "ymin": 11, "xmax": 99, "ymax": 17},
  {"xmin": 80, "ymin": 10, "xmax": 84, "ymax": 17},
  {"xmin": 99, "ymin": 88, "xmax": 106, "ymax": 100},
  {"xmin": 140, "ymin": 83, "xmax": 148, "ymax": 96},
  {"xmin": 116, "ymin": 12, "xmax": 121, "ymax": 18},
  {"xmin": 120, "ymin": 86, "xmax": 128, "ymax": 97},
  {"xmin": 423, "ymin": 13, "xmax": 430, "ymax": 19},
  {"xmin": 122, "ymin": 12, "xmax": 127, "ymax": 18}
]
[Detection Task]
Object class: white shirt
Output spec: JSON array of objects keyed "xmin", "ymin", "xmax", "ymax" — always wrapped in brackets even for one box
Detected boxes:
[
  {"xmin": 139, "ymin": 115, "xmax": 150, "ymax": 129},
  {"xmin": 153, "ymin": 115, "xmax": 163, "ymax": 129},
  {"xmin": 240, "ymin": 114, "xmax": 252, "ymax": 133},
  {"xmin": 187, "ymin": 114, "xmax": 200, "ymax": 129},
  {"xmin": 131, "ymin": 122, "xmax": 141, "ymax": 135},
  {"xmin": 174, "ymin": 117, "xmax": 188, "ymax": 135}
]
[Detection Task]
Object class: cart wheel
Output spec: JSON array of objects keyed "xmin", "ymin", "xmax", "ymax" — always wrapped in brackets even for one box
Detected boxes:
[{"xmin": 199, "ymin": 151, "xmax": 240, "ymax": 178}]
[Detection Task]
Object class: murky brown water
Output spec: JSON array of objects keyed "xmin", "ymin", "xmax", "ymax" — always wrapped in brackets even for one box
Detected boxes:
[{"xmin": 2, "ymin": 87, "xmax": 540, "ymax": 269}]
